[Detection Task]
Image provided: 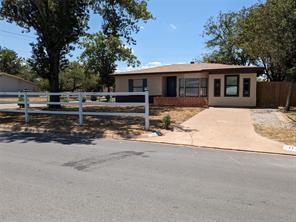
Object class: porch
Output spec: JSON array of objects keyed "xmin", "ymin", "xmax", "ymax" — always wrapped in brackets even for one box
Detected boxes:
[{"xmin": 155, "ymin": 76, "xmax": 209, "ymax": 107}]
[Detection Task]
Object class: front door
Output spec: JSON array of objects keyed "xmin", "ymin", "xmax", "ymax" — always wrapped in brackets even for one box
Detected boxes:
[{"xmin": 166, "ymin": 77, "xmax": 177, "ymax": 97}]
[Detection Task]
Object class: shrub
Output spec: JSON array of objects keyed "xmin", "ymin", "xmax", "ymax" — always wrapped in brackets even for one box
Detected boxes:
[
  {"xmin": 162, "ymin": 115, "xmax": 171, "ymax": 129},
  {"xmin": 90, "ymin": 95, "xmax": 97, "ymax": 101},
  {"xmin": 105, "ymin": 95, "xmax": 111, "ymax": 102},
  {"xmin": 61, "ymin": 97, "xmax": 69, "ymax": 103},
  {"xmin": 17, "ymin": 96, "xmax": 29, "ymax": 108}
]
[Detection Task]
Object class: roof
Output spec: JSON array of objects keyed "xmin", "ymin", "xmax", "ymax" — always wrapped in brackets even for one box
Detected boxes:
[
  {"xmin": 0, "ymin": 72, "xmax": 37, "ymax": 86},
  {"xmin": 113, "ymin": 63, "xmax": 264, "ymax": 76}
]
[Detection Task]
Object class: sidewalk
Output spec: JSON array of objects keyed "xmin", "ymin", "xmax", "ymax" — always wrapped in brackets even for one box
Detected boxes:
[{"xmin": 136, "ymin": 108, "xmax": 295, "ymax": 156}]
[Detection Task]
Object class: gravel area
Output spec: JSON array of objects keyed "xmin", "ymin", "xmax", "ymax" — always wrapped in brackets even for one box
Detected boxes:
[{"xmin": 251, "ymin": 109, "xmax": 295, "ymax": 128}]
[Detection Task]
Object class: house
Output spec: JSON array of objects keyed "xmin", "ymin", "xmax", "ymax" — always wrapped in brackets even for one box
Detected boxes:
[
  {"xmin": 113, "ymin": 63, "xmax": 264, "ymax": 107},
  {"xmin": 0, "ymin": 72, "xmax": 38, "ymax": 92}
]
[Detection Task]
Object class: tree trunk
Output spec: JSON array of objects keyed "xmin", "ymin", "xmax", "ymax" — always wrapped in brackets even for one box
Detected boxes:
[
  {"xmin": 285, "ymin": 82, "xmax": 293, "ymax": 112},
  {"xmin": 48, "ymin": 53, "xmax": 61, "ymax": 109}
]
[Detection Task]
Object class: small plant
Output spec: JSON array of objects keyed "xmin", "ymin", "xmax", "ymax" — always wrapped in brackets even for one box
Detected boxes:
[
  {"xmin": 61, "ymin": 97, "xmax": 69, "ymax": 103},
  {"xmin": 90, "ymin": 95, "xmax": 97, "ymax": 101},
  {"xmin": 162, "ymin": 115, "xmax": 171, "ymax": 129},
  {"xmin": 17, "ymin": 96, "xmax": 29, "ymax": 108},
  {"xmin": 105, "ymin": 95, "xmax": 111, "ymax": 102}
]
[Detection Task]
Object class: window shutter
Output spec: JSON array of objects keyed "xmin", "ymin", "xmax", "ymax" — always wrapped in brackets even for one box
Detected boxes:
[
  {"xmin": 128, "ymin": 79, "xmax": 133, "ymax": 92},
  {"xmin": 143, "ymin": 79, "xmax": 147, "ymax": 91}
]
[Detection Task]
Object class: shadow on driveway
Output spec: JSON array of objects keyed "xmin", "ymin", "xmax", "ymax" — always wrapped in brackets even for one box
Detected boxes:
[{"xmin": 0, "ymin": 131, "xmax": 100, "ymax": 145}]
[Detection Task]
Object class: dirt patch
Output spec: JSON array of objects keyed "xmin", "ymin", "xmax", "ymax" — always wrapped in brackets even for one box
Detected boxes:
[
  {"xmin": 252, "ymin": 109, "xmax": 296, "ymax": 146},
  {"xmin": 0, "ymin": 106, "xmax": 202, "ymax": 138},
  {"xmin": 286, "ymin": 109, "xmax": 296, "ymax": 122}
]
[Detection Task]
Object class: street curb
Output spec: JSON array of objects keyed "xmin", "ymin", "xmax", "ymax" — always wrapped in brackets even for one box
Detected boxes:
[
  {"xmin": 127, "ymin": 139, "xmax": 296, "ymax": 157},
  {"xmin": 0, "ymin": 126, "xmax": 295, "ymax": 157}
]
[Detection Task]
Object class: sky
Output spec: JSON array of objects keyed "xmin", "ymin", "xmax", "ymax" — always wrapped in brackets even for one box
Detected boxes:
[{"xmin": 0, "ymin": 0, "xmax": 259, "ymax": 71}]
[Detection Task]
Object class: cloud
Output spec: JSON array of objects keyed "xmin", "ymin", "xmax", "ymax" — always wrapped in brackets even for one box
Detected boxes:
[
  {"xmin": 143, "ymin": 61, "xmax": 163, "ymax": 68},
  {"xmin": 116, "ymin": 61, "xmax": 187, "ymax": 73},
  {"xmin": 140, "ymin": 26, "xmax": 145, "ymax": 30},
  {"xmin": 169, "ymin": 24, "xmax": 177, "ymax": 30},
  {"xmin": 116, "ymin": 61, "xmax": 164, "ymax": 73}
]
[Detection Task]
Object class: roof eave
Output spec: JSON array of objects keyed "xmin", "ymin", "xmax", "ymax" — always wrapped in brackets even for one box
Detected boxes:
[{"xmin": 112, "ymin": 67, "xmax": 265, "ymax": 76}]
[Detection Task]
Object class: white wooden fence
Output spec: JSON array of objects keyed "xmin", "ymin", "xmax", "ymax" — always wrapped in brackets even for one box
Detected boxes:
[{"xmin": 0, "ymin": 91, "xmax": 150, "ymax": 130}]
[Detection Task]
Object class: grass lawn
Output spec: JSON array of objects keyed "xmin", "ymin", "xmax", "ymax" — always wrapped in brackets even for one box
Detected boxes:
[{"xmin": 0, "ymin": 106, "xmax": 203, "ymax": 138}]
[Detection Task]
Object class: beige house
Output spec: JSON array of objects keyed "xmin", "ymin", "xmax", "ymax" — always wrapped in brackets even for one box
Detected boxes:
[
  {"xmin": 0, "ymin": 72, "xmax": 38, "ymax": 92},
  {"xmin": 113, "ymin": 63, "xmax": 264, "ymax": 107}
]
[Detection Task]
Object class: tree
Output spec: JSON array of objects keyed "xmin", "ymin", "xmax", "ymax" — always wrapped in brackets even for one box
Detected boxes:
[
  {"xmin": 202, "ymin": 11, "xmax": 253, "ymax": 66},
  {"xmin": 0, "ymin": 46, "xmax": 22, "ymax": 74},
  {"xmin": 0, "ymin": 0, "xmax": 152, "ymax": 107},
  {"xmin": 81, "ymin": 32, "xmax": 139, "ymax": 91},
  {"xmin": 17, "ymin": 62, "xmax": 39, "ymax": 82},
  {"xmin": 285, "ymin": 68, "xmax": 296, "ymax": 111},
  {"xmin": 59, "ymin": 61, "xmax": 98, "ymax": 92},
  {"xmin": 203, "ymin": 0, "xmax": 296, "ymax": 82},
  {"xmin": 81, "ymin": 0, "xmax": 152, "ymax": 92},
  {"xmin": 0, "ymin": 0, "xmax": 89, "ymax": 106},
  {"xmin": 238, "ymin": 0, "xmax": 296, "ymax": 81}
]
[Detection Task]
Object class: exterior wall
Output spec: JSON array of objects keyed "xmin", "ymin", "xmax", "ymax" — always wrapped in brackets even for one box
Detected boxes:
[
  {"xmin": 115, "ymin": 72, "xmax": 208, "ymax": 97},
  {"xmin": 115, "ymin": 72, "xmax": 257, "ymax": 107},
  {"xmin": 208, "ymin": 73, "xmax": 257, "ymax": 107},
  {"xmin": 0, "ymin": 75, "xmax": 38, "ymax": 92},
  {"xmin": 154, "ymin": 97, "xmax": 208, "ymax": 107},
  {"xmin": 115, "ymin": 74, "xmax": 163, "ymax": 96}
]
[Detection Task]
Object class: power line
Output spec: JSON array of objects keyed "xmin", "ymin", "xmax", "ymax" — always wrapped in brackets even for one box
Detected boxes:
[{"xmin": 0, "ymin": 29, "xmax": 35, "ymax": 39}]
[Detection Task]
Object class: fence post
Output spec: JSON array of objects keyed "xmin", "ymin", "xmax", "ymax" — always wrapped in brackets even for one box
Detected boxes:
[
  {"xmin": 24, "ymin": 92, "xmax": 29, "ymax": 124},
  {"xmin": 144, "ymin": 89, "xmax": 149, "ymax": 130},
  {"xmin": 78, "ymin": 92, "xmax": 83, "ymax": 126}
]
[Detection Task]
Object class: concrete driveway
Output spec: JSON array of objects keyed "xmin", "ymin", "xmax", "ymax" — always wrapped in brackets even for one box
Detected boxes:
[{"xmin": 138, "ymin": 108, "xmax": 292, "ymax": 155}]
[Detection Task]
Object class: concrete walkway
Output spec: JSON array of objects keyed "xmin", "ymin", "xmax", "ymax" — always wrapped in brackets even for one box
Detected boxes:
[{"xmin": 137, "ymin": 108, "xmax": 294, "ymax": 155}]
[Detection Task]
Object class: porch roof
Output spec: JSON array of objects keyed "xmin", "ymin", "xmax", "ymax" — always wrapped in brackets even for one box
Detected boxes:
[{"xmin": 113, "ymin": 63, "xmax": 264, "ymax": 76}]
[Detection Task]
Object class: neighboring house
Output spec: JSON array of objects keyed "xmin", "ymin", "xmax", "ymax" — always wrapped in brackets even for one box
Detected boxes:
[
  {"xmin": 0, "ymin": 72, "xmax": 38, "ymax": 92},
  {"xmin": 113, "ymin": 63, "xmax": 264, "ymax": 107}
]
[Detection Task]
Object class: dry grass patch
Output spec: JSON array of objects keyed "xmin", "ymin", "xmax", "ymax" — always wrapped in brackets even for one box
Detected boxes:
[
  {"xmin": 0, "ymin": 96, "xmax": 47, "ymax": 102},
  {"xmin": 254, "ymin": 124, "xmax": 296, "ymax": 146},
  {"xmin": 0, "ymin": 106, "xmax": 203, "ymax": 138}
]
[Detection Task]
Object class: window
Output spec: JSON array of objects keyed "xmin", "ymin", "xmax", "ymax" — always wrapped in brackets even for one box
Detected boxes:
[
  {"xmin": 200, "ymin": 78, "xmax": 208, "ymax": 97},
  {"xmin": 243, "ymin": 78, "xmax": 251, "ymax": 97},
  {"xmin": 179, "ymin": 78, "xmax": 208, "ymax": 97},
  {"xmin": 185, "ymin": 79, "xmax": 199, "ymax": 96},
  {"xmin": 214, "ymin": 79, "xmax": 221, "ymax": 97},
  {"xmin": 128, "ymin": 79, "xmax": 147, "ymax": 92},
  {"xmin": 225, "ymin": 75, "xmax": 239, "ymax": 97},
  {"xmin": 179, "ymin": 78, "xmax": 185, "ymax": 97}
]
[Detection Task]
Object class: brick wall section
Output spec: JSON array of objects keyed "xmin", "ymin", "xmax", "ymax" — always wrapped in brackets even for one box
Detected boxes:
[{"xmin": 154, "ymin": 97, "xmax": 208, "ymax": 107}]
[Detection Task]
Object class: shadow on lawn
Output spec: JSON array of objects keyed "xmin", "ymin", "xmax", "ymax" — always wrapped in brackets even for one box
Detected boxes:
[
  {"xmin": 0, "ymin": 131, "xmax": 100, "ymax": 145},
  {"xmin": 0, "ymin": 106, "xmax": 197, "ymax": 145}
]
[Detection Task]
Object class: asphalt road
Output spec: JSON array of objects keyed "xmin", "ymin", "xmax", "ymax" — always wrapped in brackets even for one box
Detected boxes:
[{"xmin": 0, "ymin": 132, "xmax": 295, "ymax": 222}]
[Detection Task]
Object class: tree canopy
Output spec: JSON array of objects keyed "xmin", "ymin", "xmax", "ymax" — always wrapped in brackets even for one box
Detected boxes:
[
  {"xmin": 202, "ymin": 0, "xmax": 296, "ymax": 81},
  {"xmin": 0, "ymin": 0, "xmax": 152, "ymax": 104},
  {"xmin": 0, "ymin": 46, "xmax": 22, "ymax": 74},
  {"xmin": 81, "ymin": 32, "xmax": 139, "ymax": 91},
  {"xmin": 202, "ymin": 10, "xmax": 252, "ymax": 66},
  {"xmin": 59, "ymin": 61, "xmax": 98, "ymax": 92}
]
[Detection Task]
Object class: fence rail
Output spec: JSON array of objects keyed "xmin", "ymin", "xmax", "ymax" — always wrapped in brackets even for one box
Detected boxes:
[{"xmin": 0, "ymin": 91, "xmax": 150, "ymax": 130}]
